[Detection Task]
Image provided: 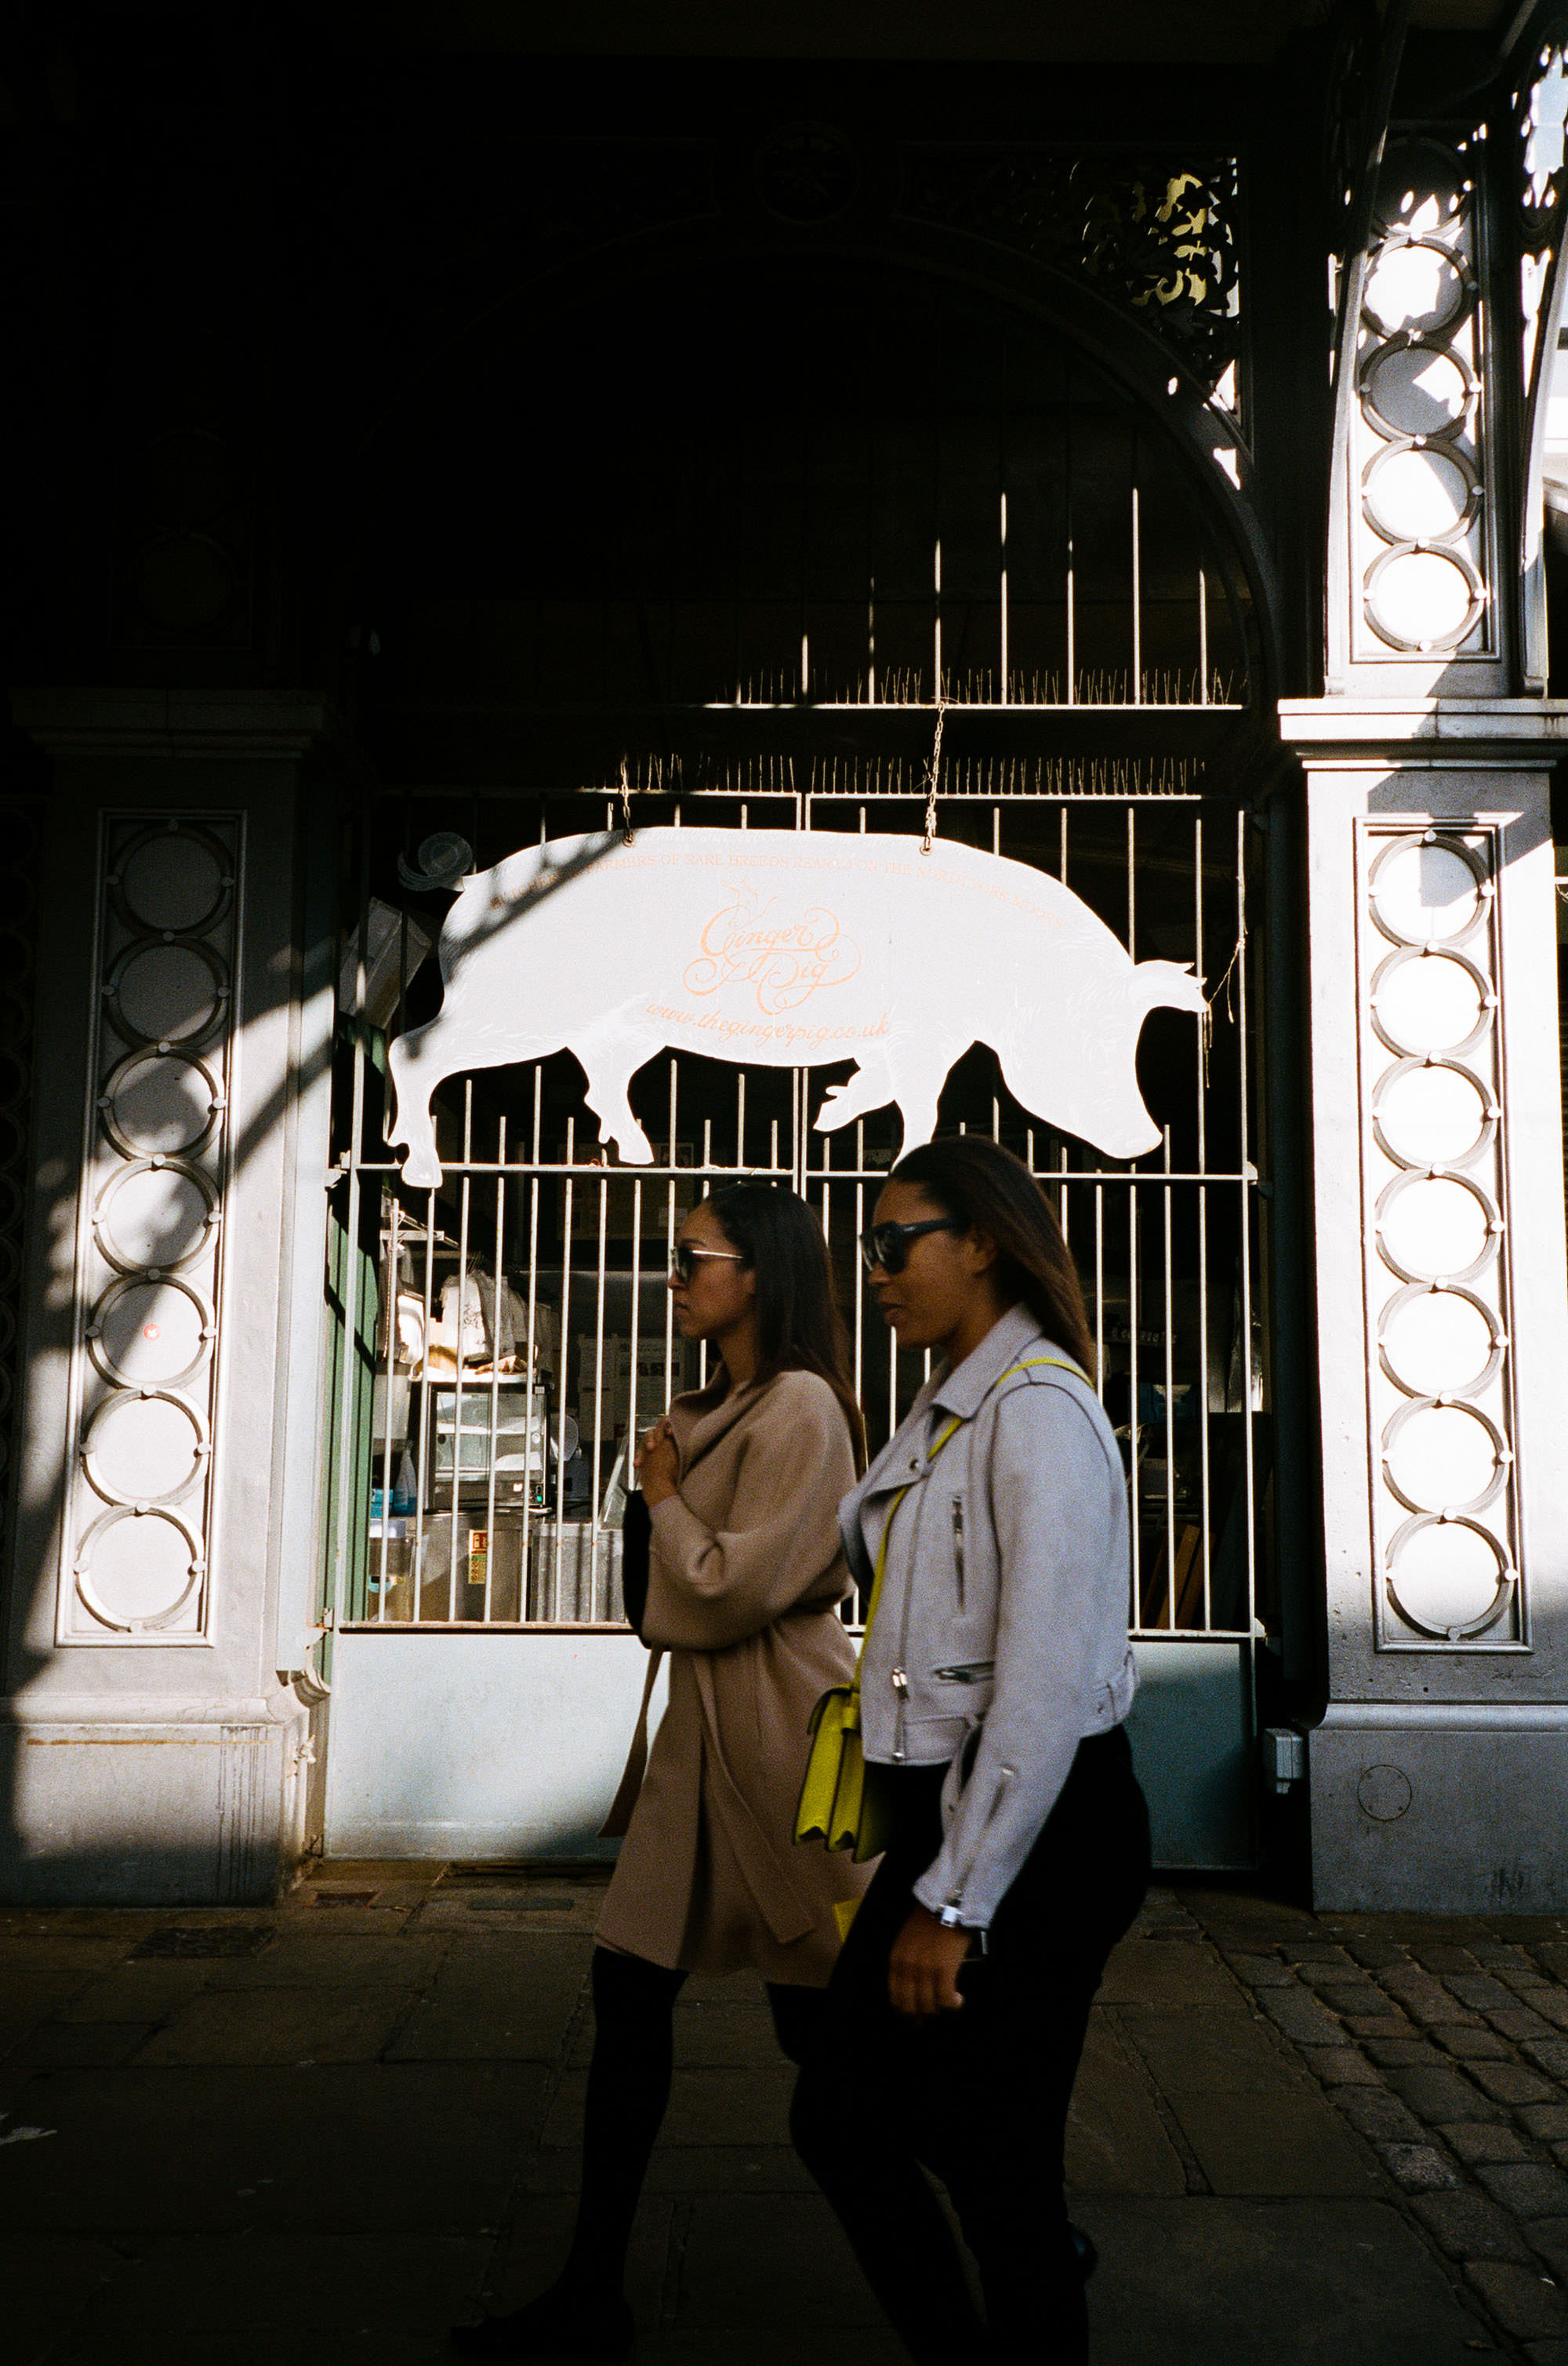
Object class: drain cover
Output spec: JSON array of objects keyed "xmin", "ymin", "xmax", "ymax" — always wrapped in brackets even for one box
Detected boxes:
[{"xmin": 133, "ymin": 1925, "xmax": 277, "ymax": 1960}]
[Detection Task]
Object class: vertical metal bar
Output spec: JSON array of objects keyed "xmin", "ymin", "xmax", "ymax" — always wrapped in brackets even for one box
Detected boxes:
[
  {"xmin": 555, "ymin": 1114, "xmax": 575, "ymax": 1619},
  {"xmin": 1094, "ymin": 1176, "xmax": 1105, "ymax": 1407},
  {"xmin": 450, "ymin": 1080, "xmax": 474, "ymax": 1620},
  {"xmin": 482, "ymin": 1119, "xmax": 505, "ymax": 1623},
  {"xmin": 589, "ymin": 1163, "xmax": 609, "ymax": 1612},
  {"xmin": 933, "ymin": 536, "xmax": 942, "ymax": 705},
  {"xmin": 1163, "ymin": 1125, "xmax": 1177, "ymax": 1626},
  {"xmin": 853, "ymin": 1118, "xmax": 866, "ymax": 1407},
  {"xmin": 1236, "ymin": 805, "xmax": 1258, "ymax": 1659},
  {"xmin": 1195, "ymin": 812, "xmax": 1212, "ymax": 1629},
  {"xmin": 665, "ymin": 1059, "xmax": 677, "ymax": 1413},
  {"xmin": 1126, "ymin": 805, "xmax": 1140, "ymax": 1620},
  {"xmin": 1131, "ymin": 446, "xmax": 1142, "ymax": 705},
  {"xmin": 375, "ymin": 1192, "xmax": 399, "ymax": 1622},
  {"xmin": 523, "ymin": 1065, "xmax": 542, "ymax": 1616},
  {"xmin": 1065, "ymin": 363, "xmax": 1076, "ymax": 706},
  {"xmin": 999, "ymin": 489, "xmax": 1008, "ymax": 706},
  {"xmin": 412, "ymin": 1179, "xmax": 437, "ymax": 1620},
  {"xmin": 328, "ymin": 806, "xmax": 372, "ymax": 1641},
  {"xmin": 1199, "ymin": 565, "xmax": 1210, "ymax": 706}
]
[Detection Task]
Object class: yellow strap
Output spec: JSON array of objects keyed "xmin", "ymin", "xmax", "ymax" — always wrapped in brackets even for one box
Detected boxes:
[{"xmin": 850, "ymin": 1352, "xmax": 1083, "ymax": 1698}]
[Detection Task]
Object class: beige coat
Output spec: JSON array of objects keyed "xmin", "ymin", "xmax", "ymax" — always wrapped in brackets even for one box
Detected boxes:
[{"xmin": 596, "ymin": 1365, "xmax": 873, "ymax": 1982}]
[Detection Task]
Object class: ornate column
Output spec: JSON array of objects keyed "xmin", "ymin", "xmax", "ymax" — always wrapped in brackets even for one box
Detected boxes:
[{"xmin": 0, "ymin": 692, "xmax": 339, "ymax": 1903}]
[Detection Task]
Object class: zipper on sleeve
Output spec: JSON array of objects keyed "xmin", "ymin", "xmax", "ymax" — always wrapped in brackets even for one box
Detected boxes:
[{"xmin": 950, "ymin": 1494, "xmax": 965, "ymax": 1610}]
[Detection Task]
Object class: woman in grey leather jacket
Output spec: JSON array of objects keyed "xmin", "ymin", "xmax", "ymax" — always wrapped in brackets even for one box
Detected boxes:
[{"xmin": 791, "ymin": 1135, "xmax": 1150, "ymax": 2366}]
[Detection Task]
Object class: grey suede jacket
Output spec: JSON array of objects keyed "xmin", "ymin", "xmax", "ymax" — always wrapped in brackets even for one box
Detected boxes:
[{"xmin": 841, "ymin": 1303, "xmax": 1137, "ymax": 1932}]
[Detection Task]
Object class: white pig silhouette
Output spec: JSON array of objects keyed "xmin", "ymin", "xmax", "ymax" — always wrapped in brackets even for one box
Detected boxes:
[{"xmin": 387, "ymin": 828, "xmax": 1205, "ymax": 1187}]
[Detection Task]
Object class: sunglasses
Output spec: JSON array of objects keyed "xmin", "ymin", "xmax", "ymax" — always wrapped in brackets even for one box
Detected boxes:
[
  {"xmin": 670, "ymin": 1241, "xmax": 747, "ymax": 1285},
  {"xmin": 859, "ymin": 1217, "xmax": 962, "ymax": 1276}
]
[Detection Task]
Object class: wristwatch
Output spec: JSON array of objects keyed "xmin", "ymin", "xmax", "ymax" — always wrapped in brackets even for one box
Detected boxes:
[{"xmin": 938, "ymin": 1904, "xmax": 966, "ymax": 1930}]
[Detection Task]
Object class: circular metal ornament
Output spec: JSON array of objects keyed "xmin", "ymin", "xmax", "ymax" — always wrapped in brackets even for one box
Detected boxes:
[
  {"xmin": 1369, "ymin": 943, "xmax": 1494, "ymax": 1061},
  {"xmin": 93, "ymin": 1156, "xmax": 220, "ymax": 1277},
  {"xmin": 1374, "ymin": 1165, "xmax": 1501, "ymax": 1287},
  {"xmin": 103, "ymin": 935, "xmax": 230, "ymax": 1052},
  {"xmin": 98, "ymin": 1049, "xmax": 224, "ymax": 1162},
  {"xmin": 86, "ymin": 1272, "xmax": 216, "ymax": 1390},
  {"xmin": 73, "ymin": 1501, "xmax": 205, "ymax": 1634},
  {"xmin": 1359, "ymin": 336, "xmax": 1477, "ymax": 444},
  {"xmin": 1381, "ymin": 1393, "xmax": 1510, "ymax": 1517},
  {"xmin": 1370, "ymin": 1055, "xmax": 1497, "ymax": 1172},
  {"xmin": 1360, "ymin": 234, "xmax": 1474, "ymax": 340},
  {"xmin": 80, "ymin": 1386, "xmax": 209, "ymax": 1507},
  {"xmin": 1377, "ymin": 1278, "xmax": 1506, "ymax": 1400},
  {"xmin": 1363, "ymin": 539, "xmax": 1486, "ymax": 656},
  {"xmin": 1385, "ymin": 1512, "xmax": 1514, "ymax": 1642},
  {"xmin": 107, "ymin": 820, "xmax": 234, "ymax": 939},
  {"xmin": 1360, "ymin": 438, "xmax": 1479, "ymax": 549},
  {"xmin": 1367, "ymin": 830, "xmax": 1490, "ymax": 951}
]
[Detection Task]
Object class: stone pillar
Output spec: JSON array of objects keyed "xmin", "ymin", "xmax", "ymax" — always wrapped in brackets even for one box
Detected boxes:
[
  {"xmin": 0, "ymin": 692, "xmax": 339, "ymax": 1903},
  {"xmin": 1280, "ymin": 700, "xmax": 1568, "ymax": 1911}
]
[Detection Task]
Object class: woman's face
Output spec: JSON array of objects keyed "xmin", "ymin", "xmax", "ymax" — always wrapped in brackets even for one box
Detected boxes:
[
  {"xmin": 866, "ymin": 1180, "xmax": 989, "ymax": 1354},
  {"xmin": 668, "ymin": 1198, "xmax": 757, "ymax": 1343}
]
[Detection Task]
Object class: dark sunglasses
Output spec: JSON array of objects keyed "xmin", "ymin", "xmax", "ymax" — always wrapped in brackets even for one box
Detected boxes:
[
  {"xmin": 669, "ymin": 1241, "xmax": 747, "ymax": 1285},
  {"xmin": 859, "ymin": 1217, "xmax": 962, "ymax": 1276}
]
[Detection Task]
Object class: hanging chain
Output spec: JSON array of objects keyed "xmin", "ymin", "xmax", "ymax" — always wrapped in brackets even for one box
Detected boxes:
[
  {"xmin": 920, "ymin": 700, "xmax": 946, "ymax": 855},
  {"xmin": 619, "ymin": 757, "xmax": 635, "ymax": 844}
]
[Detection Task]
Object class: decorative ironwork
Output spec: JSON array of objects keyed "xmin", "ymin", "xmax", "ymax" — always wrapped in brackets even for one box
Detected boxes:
[
  {"xmin": 1359, "ymin": 824, "xmax": 1520, "ymax": 1648},
  {"xmin": 0, "ymin": 798, "xmax": 42, "ymax": 1565},
  {"xmin": 898, "ymin": 148, "xmax": 1241, "ymax": 394},
  {"xmin": 60, "ymin": 815, "xmax": 240, "ymax": 1642},
  {"xmin": 1517, "ymin": 42, "xmax": 1568, "ymax": 408},
  {"xmin": 1351, "ymin": 135, "xmax": 1493, "ymax": 661}
]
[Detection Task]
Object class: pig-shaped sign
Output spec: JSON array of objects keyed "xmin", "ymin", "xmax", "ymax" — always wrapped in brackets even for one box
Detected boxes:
[{"xmin": 387, "ymin": 827, "xmax": 1205, "ymax": 1187}]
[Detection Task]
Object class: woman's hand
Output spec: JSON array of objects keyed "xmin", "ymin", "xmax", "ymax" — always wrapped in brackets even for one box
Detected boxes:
[
  {"xmin": 887, "ymin": 1903, "xmax": 973, "ymax": 2019},
  {"xmin": 634, "ymin": 1417, "xmax": 681, "ymax": 1508}
]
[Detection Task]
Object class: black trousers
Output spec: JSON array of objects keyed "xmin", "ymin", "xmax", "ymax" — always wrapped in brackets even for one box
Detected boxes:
[
  {"xmin": 566, "ymin": 1949, "xmax": 827, "ymax": 2293},
  {"xmin": 790, "ymin": 1726, "xmax": 1151, "ymax": 2364}
]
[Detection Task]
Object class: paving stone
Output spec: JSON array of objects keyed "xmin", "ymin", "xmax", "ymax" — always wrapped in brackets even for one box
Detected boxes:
[
  {"xmin": 1377, "ymin": 2142, "xmax": 1460, "ymax": 2192},
  {"xmin": 1522, "ymin": 2039, "xmax": 1568, "ymax": 2081},
  {"xmin": 1491, "ymin": 2007, "xmax": 1559, "ymax": 2043},
  {"xmin": 49, "ymin": 2229, "xmax": 491, "ymax": 2354},
  {"xmin": 1258, "ymin": 1990, "xmax": 1346, "ymax": 2048},
  {"xmin": 1062, "ymin": 2017, "xmax": 1187, "ymax": 2197},
  {"xmin": 1526, "ymin": 2222, "xmax": 1568, "ymax": 2282},
  {"xmin": 0, "ymin": 2233, "xmax": 126, "ymax": 2366},
  {"xmin": 387, "ymin": 1935, "xmax": 588, "ymax": 2062},
  {"xmin": 0, "ymin": 2063, "xmax": 549, "ymax": 2234},
  {"xmin": 1435, "ymin": 2027, "xmax": 1515, "ymax": 2063},
  {"xmin": 1330, "ymin": 2088, "xmax": 1427, "ymax": 2143},
  {"xmin": 1345, "ymin": 1940, "xmax": 1410, "ymax": 1971},
  {"xmin": 1470, "ymin": 2063, "xmax": 1559, "ymax": 2107},
  {"xmin": 1345, "ymin": 2016, "xmax": 1412, "ymax": 2041},
  {"xmin": 1412, "ymin": 2190, "xmax": 1537, "ymax": 2263},
  {"xmin": 136, "ymin": 1988, "xmax": 410, "ymax": 2066},
  {"xmin": 1535, "ymin": 1949, "xmax": 1568, "ymax": 1983},
  {"xmin": 1553, "ymin": 2144, "xmax": 1568, "ymax": 2172},
  {"xmin": 1378, "ymin": 1973, "xmax": 1479, "ymax": 2026},
  {"xmin": 1280, "ymin": 1944, "xmax": 1355, "ymax": 1967},
  {"xmin": 1123, "ymin": 2010, "xmax": 1303, "ymax": 2096},
  {"xmin": 200, "ymin": 1932, "xmax": 454, "ymax": 1990},
  {"xmin": 1512, "ymin": 1990, "xmax": 1568, "ymax": 2033},
  {"xmin": 1387, "ymin": 2067, "xmax": 1501, "ymax": 2122},
  {"xmin": 1297, "ymin": 2047, "xmax": 1384, "ymax": 2088},
  {"xmin": 1222, "ymin": 1953, "xmax": 1297, "ymax": 1989},
  {"xmin": 7, "ymin": 2022, "xmax": 158, "ymax": 2068},
  {"xmin": 1412, "ymin": 1946, "xmax": 1483, "ymax": 1975},
  {"xmin": 544, "ymin": 2063, "xmax": 797, "ymax": 2152},
  {"xmin": 1367, "ymin": 2038, "xmax": 1447, "ymax": 2068},
  {"xmin": 1462, "ymin": 2262, "xmax": 1568, "ymax": 2343},
  {"xmin": 1449, "ymin": 1975, "xmax": 1525, "ymax": 2015},
  {"xmin": 679, "ymin": 2193, "xmax": 899, "ymax": 2329},
  {"xmin": 1080, "ymin": 2193, "xmax": 1510, "ymax": 2366},
  {"xmin": 1523, "ymin": 2342, "xmax": 1568, "ymax": 2366},
  {"xmin": 1165, "ymin": 2094, "xmax": 1380, "ymax": 2197},
  {"xmin": 1094, "ymin": 1940, "xmax": 1245, "ymax": 2011},
  {"xmin": 1475, "ymin": 1946, "xmax": 1537, "ymax": 1972},
  {"xmin": 1475, "ymin": 2163, "xmax": 1568, "ymax": 2219},
  {"xmin": 1443, "ymin": 2122, "xmax": 1534, "ymax": 2165},
  {"xmin": 1316, "ymin": 1983, "xmax": 1389, "ymax": 2016},
  {"xmin": 1519, "ymin": 2106, "xmax": 1568, "ymax": 2141},
  {"xmin": 54, "ymin": 1962, "xmax": 212, "ymax": 2024}
]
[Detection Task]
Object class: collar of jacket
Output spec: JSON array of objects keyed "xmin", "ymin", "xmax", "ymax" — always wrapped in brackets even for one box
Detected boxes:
[{"xmin": 928, "ymin": 1301, "xmax": 1049, "ymax": 1419}]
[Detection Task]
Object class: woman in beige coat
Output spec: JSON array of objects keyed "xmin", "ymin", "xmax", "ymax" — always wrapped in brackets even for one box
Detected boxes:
[{"xmin": 453, "ymin": 1182, "xmax": 869, "ymax": 2364}]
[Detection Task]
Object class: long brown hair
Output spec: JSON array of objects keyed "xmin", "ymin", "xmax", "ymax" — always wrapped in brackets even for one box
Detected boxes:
[
  {"xmin": 888, "ymin": 1137, "xmax": 1096, "ymax": 1378},
  {"xmin": 704, "ymin": 1182, "xmax": 867, "ymax": 1471}
]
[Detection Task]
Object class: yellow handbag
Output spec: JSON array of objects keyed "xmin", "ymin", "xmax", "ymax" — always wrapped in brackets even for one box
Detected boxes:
[{"xmin": 794, "ymin": 1356, "xmax": 1081, "ymax": 1884}]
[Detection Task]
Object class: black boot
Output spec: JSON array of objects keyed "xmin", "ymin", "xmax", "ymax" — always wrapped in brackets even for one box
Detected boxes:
[
  {"xmin": 1070, "ymin": 2223, "xmax": 1098, "ymax": 2283},
  {"xmin": 448, "ymin": 2284, "xmax": 635, "ymax": 2362}
]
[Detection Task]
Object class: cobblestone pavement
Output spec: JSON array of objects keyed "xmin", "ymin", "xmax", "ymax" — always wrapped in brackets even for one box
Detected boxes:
[
  {"xmin": 1177, "ymin": 1884, "xmax": 1568, "ymax": 2365},
  {"xmin": 5, "ymin": 1864, "xmax": 1568, "ymax": 2363}
]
